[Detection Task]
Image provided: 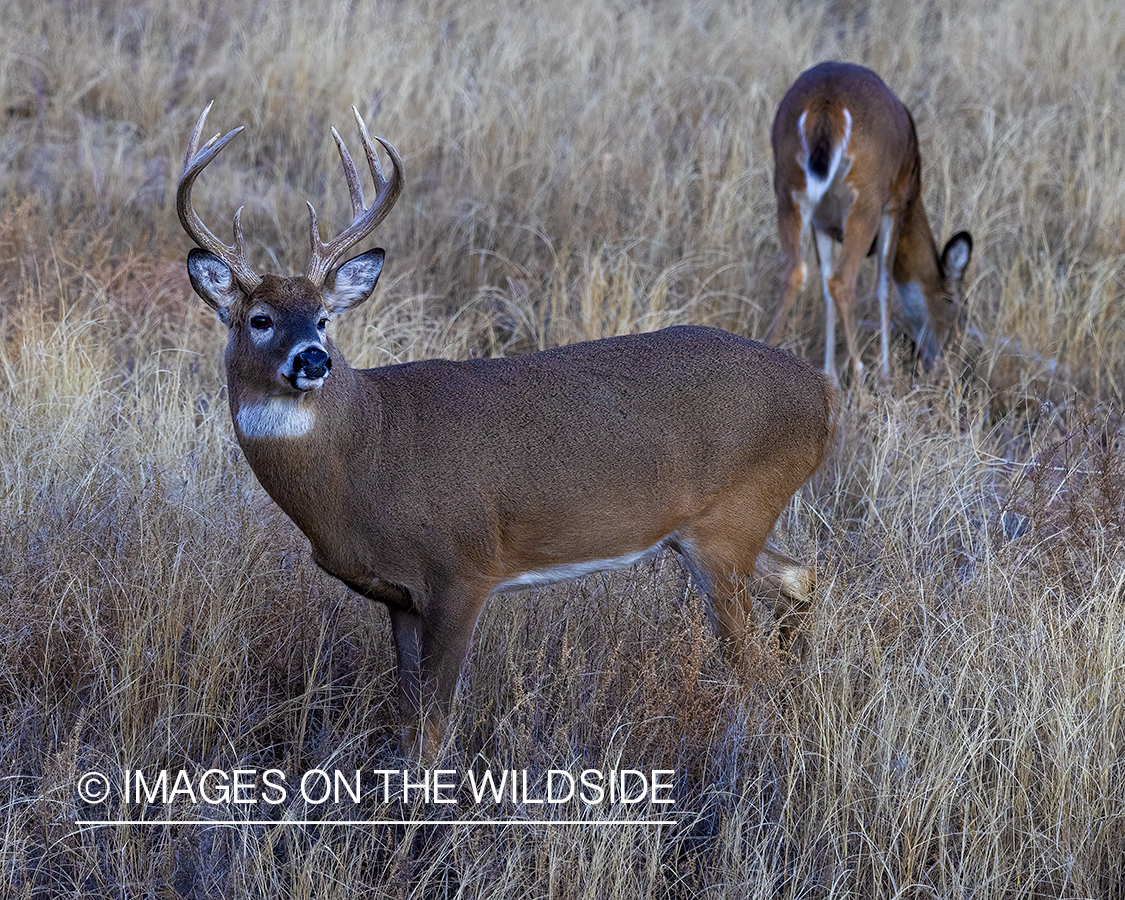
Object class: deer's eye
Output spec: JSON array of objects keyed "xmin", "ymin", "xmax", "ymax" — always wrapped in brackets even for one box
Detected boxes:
[
  {"xmin": 250, "ymin": 315, "xmax": 272, "ymax": 330},
  {"xmin": 317, "ymin": 317, "xmax": 328, "ymax": 330}
]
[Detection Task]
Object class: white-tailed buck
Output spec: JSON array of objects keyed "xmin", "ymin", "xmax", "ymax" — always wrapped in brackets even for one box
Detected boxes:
[
  {"xmin": 179, "ymin": 103, "xmax": 837, "ymax": 756},
  {"xmin": 764, "ymin": 61, "xmax": 973, "ymax": 381}
]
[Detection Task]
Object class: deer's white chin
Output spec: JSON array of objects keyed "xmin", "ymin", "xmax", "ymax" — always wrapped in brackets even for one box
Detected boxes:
[
  {"xmin": 236, "ymin": 397, "xmax": 315, "ymax": 439},
  {"xmin": 291, "ymin": 373, "xmax": 327, "ymax": 392}
]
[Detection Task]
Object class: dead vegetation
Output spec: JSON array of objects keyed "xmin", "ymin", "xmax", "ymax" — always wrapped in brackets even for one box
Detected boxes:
[{"xmin": 1, "ymin": 0, "xmax": 1124, "ymax": 896}]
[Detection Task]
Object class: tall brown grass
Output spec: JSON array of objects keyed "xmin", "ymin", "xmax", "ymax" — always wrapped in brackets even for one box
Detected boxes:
[{"xmin": 2, "ymin": 0, "xmax": 1124, "ymax": 896}]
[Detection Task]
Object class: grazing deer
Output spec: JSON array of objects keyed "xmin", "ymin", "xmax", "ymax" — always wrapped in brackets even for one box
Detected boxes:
[
  {"xmin": 178, "ymin": 103, "xmax": 837, "ymax": 756},
  {"xmin": 764, "ymin": 61, "xmax": 973, "ymax": 381}
]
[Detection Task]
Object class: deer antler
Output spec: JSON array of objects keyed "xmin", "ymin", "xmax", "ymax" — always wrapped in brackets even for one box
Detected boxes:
[
  {"xmin": 304, "ymin": 106, "xmax": 404, "ymax": 288},
  {"xmin": 177, "ymin": 102, "xmax": 262, "ymax": 293}
]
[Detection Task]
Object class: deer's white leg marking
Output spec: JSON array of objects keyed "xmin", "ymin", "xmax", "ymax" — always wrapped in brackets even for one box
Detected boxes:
[{"xmin": 815, "ymin": 228, "xmax": 838, "ymax": 376}]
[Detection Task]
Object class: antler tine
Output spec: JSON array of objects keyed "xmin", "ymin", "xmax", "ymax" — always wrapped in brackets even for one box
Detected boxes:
[
  {"xmin": 177, "ymin": 103, "xmax": 262, "ymax": 293},
  {"xmin": 351, "ymin": 105, "xmax": 389, "ymax": 194},
  {"xmin": 304, "ymin": 107, "xmax": 404, "ymax": 287},
  {"xmin": 181, "ymin": 100, "xmax": 214, "ymax": 174},
  {"xmin": 331, "ymin": 126, "xmax": 367, "ymax": 219}
]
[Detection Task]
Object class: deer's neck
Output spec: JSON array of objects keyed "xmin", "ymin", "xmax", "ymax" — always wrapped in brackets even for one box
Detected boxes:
[
  {"xmin": 227, "ymin": 364, "xmax": 369, "ymax": 511},
  {"xmin": 232, "ymin": 392, "xmax": 318, "ymax": 440}
]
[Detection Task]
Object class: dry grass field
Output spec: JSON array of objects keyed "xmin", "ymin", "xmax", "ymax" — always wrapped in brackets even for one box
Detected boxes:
[{"xmin": 2, "ymin": 0, "xmax": 1125, "ymax": 896}]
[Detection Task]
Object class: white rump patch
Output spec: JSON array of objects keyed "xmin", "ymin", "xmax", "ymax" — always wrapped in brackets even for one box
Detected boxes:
[
  {"xmin": 235, "ymin": 398, "xmax": 315, "ymax": 439},
  {"xmin": 496, "ymin": 538, "xmax": 670, "ymax": 591},
  {"xmin": 799, "ymin": 107, "xmax": 852, "ymax": 206}
]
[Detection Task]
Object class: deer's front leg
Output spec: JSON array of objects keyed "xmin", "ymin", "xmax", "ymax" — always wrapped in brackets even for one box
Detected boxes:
[{"xmin": 388, "ymin": 578, "xmax": 490, "ymax": 759}]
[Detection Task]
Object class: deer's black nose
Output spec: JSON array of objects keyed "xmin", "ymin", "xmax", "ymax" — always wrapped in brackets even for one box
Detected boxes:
[{"xmin": 294, "ymin": 346, "xmax": 331, "ymax": 379}]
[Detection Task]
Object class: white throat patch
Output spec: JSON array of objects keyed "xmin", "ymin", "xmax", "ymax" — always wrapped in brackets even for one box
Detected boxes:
[{"xmin": 235, "ymin": 397, "xmax": 315, "ymax": 439}]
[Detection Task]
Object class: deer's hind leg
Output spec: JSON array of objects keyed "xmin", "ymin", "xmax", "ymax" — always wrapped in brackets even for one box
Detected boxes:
[
  {"xmin": 676, "ymin": 491, "xmax": 815, "ymax": 668},
  {"xmin": 676, "ymin": 509, "xmax": 773, "ymax": 671},
  {"xmin": 766, "ymin": 191, "xmax": 813, "ymax": 347}
]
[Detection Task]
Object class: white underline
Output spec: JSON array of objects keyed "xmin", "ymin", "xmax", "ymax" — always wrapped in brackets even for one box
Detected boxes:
[{"xmin": 77, "ymin": 818, "xmax": 676, "ymax": 827}]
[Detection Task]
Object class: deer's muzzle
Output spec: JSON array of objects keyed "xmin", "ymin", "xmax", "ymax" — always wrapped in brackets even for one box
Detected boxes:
[{"xmin": 289, "ymin": 345, "xmax": 332, "ymax": 390}]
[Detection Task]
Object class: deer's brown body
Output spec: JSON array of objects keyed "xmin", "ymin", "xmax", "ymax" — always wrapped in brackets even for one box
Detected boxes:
[
  {"xmin": 765, "ymin": 61, "xmax": 972, "ymax": 381},
  {"xmin": 179, "ymin": 105, "xmax": 837, "ymax": 755},
  {"xmin": 237, "ymin": 327, "xmax": 832, "ymax": 596}
]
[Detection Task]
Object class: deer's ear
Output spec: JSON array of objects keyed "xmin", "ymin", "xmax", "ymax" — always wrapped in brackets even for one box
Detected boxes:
[
  {"xmin": 187, "ymin": 249, "xmax": 243, "ymax": 325},
  {"xmin": 942, "ymin": 232, "xmax": 973, "ymax": 282},
  {"xmin": 324, "ymin": 249, "xmax": 384, "ymax": 316}
]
